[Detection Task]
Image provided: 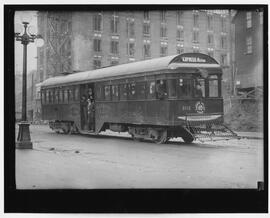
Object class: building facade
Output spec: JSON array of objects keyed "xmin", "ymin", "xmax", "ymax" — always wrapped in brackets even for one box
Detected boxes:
[
  {"xmin": 37, "ymin": 10, "xmax": 232, "ymax": 84},
  {"xmin": 232, "ymin": 10, "xmax": 263, "ymax": 92}
]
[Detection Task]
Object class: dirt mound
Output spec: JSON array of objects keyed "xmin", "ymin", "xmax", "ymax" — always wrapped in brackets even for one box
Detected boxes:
[{"xmin": 224, "ymin": 99, "xmax": 263, "ymax": 132}]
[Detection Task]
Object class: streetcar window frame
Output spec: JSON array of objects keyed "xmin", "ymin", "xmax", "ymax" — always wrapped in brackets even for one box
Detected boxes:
[
  {"xmin": 104, "ymin": 85, "xmax": 111, "ymax": 101},
  {"xmin": 168, "ymin": 79, "xmax": 177, "ymax": 98},
  {"xmin": 147, "ymin": 81, "xmax": 156, "ymax": 99},
  {"xmin": 68, "ymin": 86, "xmax": 74, "ymax": 102},
  {"xmin": 63, "ymin": 88, "xmax": 69, "ymax": 103},
  {"xmin": 111, "ymin": 84, "xmax": 119, "ymax": 101},
  {"xmin": 177, "ymin": 76, "xmax": 193, "ymax": 99},
  {"xmin": 59, "ymin": 88, "xmax": 63, "ymax": 103},
  {"xmin": 96, "ymin": 83, "xmax": 104, "ymax": 101},
  {"xmin": 74, "ymin": 85, "xmax": 80, "ymax": 101},
  {"xmin": 41, "ymin": 89, "xmax": 46, "ymax": 104},
  {"xmin": 135, "ymin": 82, "xmax": 147, "ymax": 100},
  {"xmin": 208, "ymin": 74, "xmax": 220, "ymax": 98},
  {"xmin": 128, "ymin": 82, "xmax": 136, "ymax": 100},
  {"xmin": 54, "ymin": 88, "xmax": 59, "ymax": 104},
  {"xmin": 119, "ymin": 83, "xmax": 128, "ymax": 100},
  {"xmin": 46, "ymin": 89, "xmax": 50, "ymax": 104}
]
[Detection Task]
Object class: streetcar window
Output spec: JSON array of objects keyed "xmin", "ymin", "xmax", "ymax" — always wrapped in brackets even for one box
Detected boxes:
[
  {"xmin": 120, "ymin": 83, "xmax": 128, "ymax": 100},
  {"xmin": 50, "ymin": 89, "xmax": 55, "ymax": 103},
  {"xmin": 194, "ymin": 78, "xmax": 205, "ymax": 98},
  {"xmin": 54, "ymin": 89, "xmax": 59, "ymax": 104},
  {"xmin": 64, "ymin": 89, "xmax": 68, "ymax": 103},
  {"xmin": 111, "ymin": 85, "xmax": 119, "ymax": 101},
  {"xmin": 136, "ymin": 82, "xmax": 146, "ymax": 99},
  {"xmin": 104, "ymin": 85, "xmax": 111, "ymax": 101},
  {"xmin": 178, "ymin": 78, "xmax": 193, "ymax": 98},
  {"xmin": 59, "ymin": 89, "xmax": 63, "ymax": 103},
  {"xmin": 128, "ymin": 83, "xmax": 136, "ymax": 100},
  {"xmin": 68, "ymin": 87, "xmax": 74, "ymax": 102},
  {"xmin": 156, "ymin": 79, "xmax": 167, "ymax": 99},
  {"xmin": 168, "ymin": 79, "xmax": 177, "ymax": 98},
  {"xmin": 41, "ymin": 90, "xmax": 46, "ymax": 104},
  {"xmin": 209, "ymin": 75, "xmax": 219, "ymax": 97},
  {"xmin": 96, "ymin": 84, "xmax": 103, "ymax": 100},
  {"xmin": 74, "ymin": 86, "xmax": 80, "ymax": 101},
  {"xmin": 46, "ymin": 90, "xmax": 50, "ymax": 103},
  {"xmin": 147, "ymin": 81, "xmax": 156, "ymax": 99}
]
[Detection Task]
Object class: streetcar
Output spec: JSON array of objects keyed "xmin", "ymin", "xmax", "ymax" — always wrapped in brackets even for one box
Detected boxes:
[{"xmin": 40, "ymin": 53, "xmax": 238, "ymax": 143}]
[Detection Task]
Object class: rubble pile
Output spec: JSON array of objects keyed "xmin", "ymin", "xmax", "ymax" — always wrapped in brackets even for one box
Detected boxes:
[{"xmin": 224, "ymin": 99, "xmax": 263, "ymax": 132}]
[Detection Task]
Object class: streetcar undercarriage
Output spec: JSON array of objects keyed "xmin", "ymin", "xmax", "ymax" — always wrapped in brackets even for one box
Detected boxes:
[{"xmin": 49, "ymin": 115, "xmax": 239, "ymax": 144}]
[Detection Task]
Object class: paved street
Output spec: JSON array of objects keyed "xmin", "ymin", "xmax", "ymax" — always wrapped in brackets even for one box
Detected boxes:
[{"xmin": 15, "ymin": 125, "xmax": 264, "ymax": 189}]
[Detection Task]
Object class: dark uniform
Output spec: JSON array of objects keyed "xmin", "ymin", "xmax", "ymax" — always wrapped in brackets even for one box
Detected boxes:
[
  {"xmin": 87, "ymin": 100, "xmax": 95, "ymax": 131},
  {"xmin": 156, "ymin": 80, "xmax": 166, "ymax": 99},
  {"xmin": 80, "ymin": 96, "xmax": 88, "ymax": 130}
]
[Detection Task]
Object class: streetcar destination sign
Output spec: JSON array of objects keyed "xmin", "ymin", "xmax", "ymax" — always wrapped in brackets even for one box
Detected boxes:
[
  {"xmin": 181, "ymin": 57, "xmax": 206, "ymax": 63},
  {"xmin": 171, "ymin": 53, "xmax": 218, "ymax": 65}
]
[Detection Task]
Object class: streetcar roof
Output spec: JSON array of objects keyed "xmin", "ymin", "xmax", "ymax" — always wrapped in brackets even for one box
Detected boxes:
[{"xmin": 41, "ymin": 53, "xmax": 221, "ymax": 88}]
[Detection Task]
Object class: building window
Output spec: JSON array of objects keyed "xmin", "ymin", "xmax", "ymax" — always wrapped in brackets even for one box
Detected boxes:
[
  {"xmin": 160, "ymin": 11, "xmax": 166, "ymax": 23},
  {"xmin": 221, "ymin": 17, "xmax": 226, "ymax": 32},
  {"xmin": 208, "ymin": 34, "xmax": 214, "ymax": 45},
  {"xmin": 93, "ymin": 59, "xmax": 101, "ymax": 69},
  {"xmin": 192, "ymin": 45, "xmax": 200, "ymax": 53},
  {"xmin": 177, "ymin": 11, "xmax": 183, "ymax": 26},
  {"xmin": 176, "ymin": 45, "xmax": 184, "ymax": 54},
  {"xmin": 143, "ymin": 43, "xmax": 151, "ymax": 58},
  {"xmin": 128, "ymin": 42, "xmax": 135, "ymax": 56},
  {"xmin": 221, "ymin": 36, "xmax": 227, "ymax": 49},
  {"xmin": 259, "ymin": 12, "xmax": 263, "ymax": 24},
  {"xmin": 193, "ymin": 30, "xmax": 199, "ymax": 43},
  {"xmin": 111, "ymin": 12, "xmax": 119, "ymax": 34},
  {"xmin": 246, "ymin": 36, "xmax": 252, "ymax": 54},
  {"xmin": 160, "ymin": 25, "xmax": 167, "ymax": 38},
  {"xmin": 246, "ymin": 12, "xmax": 252, "ymax": 28},
  {"xmin": 144, "ymin": 11, "xmax": 150, "ymax": 20},
  {"xmin": 111, "ymin": 41, "xmax": 119, "ymax": 54},
  {"xmin": 193, "ymin": 13, "xmax": 199, "ymax": 27},
  {"xmin": 220, "ymin": 54, "xmax": 227, "ymax": 66},
  {"xmin": 160, "ymin": 44, "xmax": 168, "ymax": 57},
  {"xmin": 207, "ymin": 15, "xmax": 213, "ymax": 30},
  {"xmin": 127, "ymin": 19, "xmax": 135, "ymax": 38},
  {"xmin": 177, "ymin": 28, "xmax": 184, "ymax": 41},
  {"xmin": 93, "ymin": 38, "xmax": 101, "ymax": 52},
  {"xmin": 143, "ymin": 23, "xmax": 150, "ymax": 35},
  {"xmin": 93, "ymin": 13, "xmax": 102, "ymax": 31}
]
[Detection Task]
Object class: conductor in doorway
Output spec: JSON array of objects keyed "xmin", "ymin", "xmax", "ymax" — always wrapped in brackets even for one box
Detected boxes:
[{"xmin": 87, "ymin": 99, "xmax": 95, "ymax": 131}]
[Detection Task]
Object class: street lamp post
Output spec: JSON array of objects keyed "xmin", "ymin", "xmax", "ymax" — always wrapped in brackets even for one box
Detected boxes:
[{"xmin": 15, "ymin": 19, "xmax": 44, "ymax": 149}]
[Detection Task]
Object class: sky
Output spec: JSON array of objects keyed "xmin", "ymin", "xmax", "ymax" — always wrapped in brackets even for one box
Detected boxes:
[{"xmin": 14, "ymin": 11, "xmax": 38, "ymax": 74}]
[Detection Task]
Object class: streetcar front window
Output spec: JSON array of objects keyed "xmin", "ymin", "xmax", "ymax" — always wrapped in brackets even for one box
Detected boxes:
[
  {"xmin": 208, "ymin": 75, "xmax": 219, "ymax": 97},
  {"xmin": 179, "ymin": 78, "xmax": 193, "ymax": 98},
  {"xmin": 194, "ymin": 78, "xmax": 205, "ymax": 98}
]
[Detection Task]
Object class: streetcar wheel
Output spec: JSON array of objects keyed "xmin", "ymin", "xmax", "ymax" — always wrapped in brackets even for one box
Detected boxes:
[
  {"xmin": 154, "ymin": 130, "xmax": 168, "ymax": 144},
  {"xmin": 182, "ymin": 135, "xmax": 194, "ymax": 144}
]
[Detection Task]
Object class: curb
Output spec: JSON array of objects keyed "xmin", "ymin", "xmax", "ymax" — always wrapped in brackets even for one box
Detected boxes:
[{"xmin": 239, "ymin": 136, "xmax": 263, "ymax": 140}]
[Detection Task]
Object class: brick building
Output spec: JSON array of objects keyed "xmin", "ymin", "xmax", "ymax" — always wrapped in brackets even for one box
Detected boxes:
[
  {"xmin": 37, "ymin": 10, "xmax": 232, "ymax": 84},
  {"xmin": 232, "ymin": 10, "xmax": 263, "ymax": 94}
]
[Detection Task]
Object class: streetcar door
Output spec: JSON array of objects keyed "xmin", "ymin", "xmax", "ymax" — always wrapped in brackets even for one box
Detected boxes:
[{"xmin": 80, "ymin": 83, "xmax": 95, "ymax": 131}]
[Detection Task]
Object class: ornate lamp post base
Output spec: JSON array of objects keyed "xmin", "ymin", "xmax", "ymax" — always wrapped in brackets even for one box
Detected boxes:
[{"xmin": 16, "ymin": 121, "xmax": 33, "ymax": 149}]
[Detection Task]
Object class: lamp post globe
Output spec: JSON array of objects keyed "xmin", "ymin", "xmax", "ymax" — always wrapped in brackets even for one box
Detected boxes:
[{"xmin": 19, "ymin": 11, "xmax": 33, "ymax": 24}]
